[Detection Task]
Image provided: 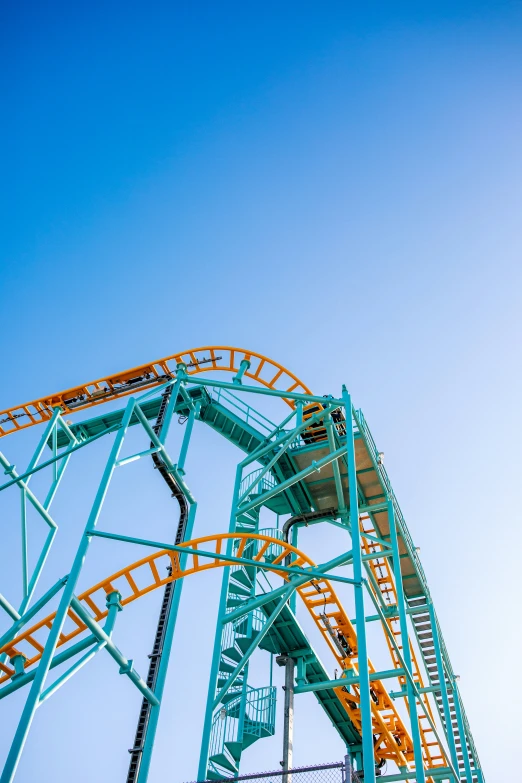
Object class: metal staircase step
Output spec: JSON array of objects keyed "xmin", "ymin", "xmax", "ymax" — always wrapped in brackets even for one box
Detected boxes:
[
  {"xmin": 219, "ymin": 660, "xmax": 236, "ymax": 675},
  {"xmin": 226, "ymin": 596, "xmax": 248, "ymax": 609},
  {"xmin": 230, "ymin": 568, "xmax": 254, "ymax": 589},
  {"xmin": 218, "ymin": 677, "xmax": 243, "ymax": 690},
  {"xmin": 240, "ymin": 732, "xmax": 259, "ymax": 751},
  {"xmin": 222, "ymin": 646, "xmax": 242, "ymax": 663},
  {"xmin": 206, "ymin": 771, "xmax": 230, "ymax": 781},
  {"xmin": 228, "ymin": 581, "xmax": 251, "ymax": 597},
  {"xmin": 208, "ymin": 753, "xmax": 238, "ymax": 774},
  {"xmin": 224, "ymin": 741, "xmax": 243, "ymax": 761},
  {"xmin": 236, "ymin": 634, "xmax": 254, "ymax": 654}
]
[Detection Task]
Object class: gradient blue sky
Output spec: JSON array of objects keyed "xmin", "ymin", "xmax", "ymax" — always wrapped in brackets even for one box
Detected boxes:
[{"xmin": 1, "ymin": 2, "xmax": 521, "ymax": 781}]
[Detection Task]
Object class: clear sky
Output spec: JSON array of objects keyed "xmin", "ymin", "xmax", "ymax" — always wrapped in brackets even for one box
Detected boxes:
[{"xmin": 1, "ymin": 1, "xmax": 521, "ymax": 781}]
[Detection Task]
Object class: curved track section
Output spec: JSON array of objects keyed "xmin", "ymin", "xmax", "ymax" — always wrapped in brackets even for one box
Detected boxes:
[
  {"xmin": 0, "ymin": 346, "xmax": 311, "ymax": 437},
  {"xmin": 0, "ymin": 532, "xmax": 449, "ymax": 775},
  {"xmin": 0, "ymin": 534, "xmax": 315, "ymax": 678}
]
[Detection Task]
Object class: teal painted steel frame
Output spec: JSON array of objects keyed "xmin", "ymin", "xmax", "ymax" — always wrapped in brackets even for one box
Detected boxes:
[
  {"xmin": 386, "ymin": 498, "xmax": 426, "ymax": 783},
  {"xmin": 197, "ymin": 464, "xmax": 243, "ymax": 780},
  {"xmin": 0, "ymin": 370, "xmax": 484, "ymax": 783},
  {"xmin": 0, "ymin": 377, "xmax": 197, "ymax": 783},
  {"xmin": 342, "ymin": 386, "xmax": 375, "ymax": 783}
]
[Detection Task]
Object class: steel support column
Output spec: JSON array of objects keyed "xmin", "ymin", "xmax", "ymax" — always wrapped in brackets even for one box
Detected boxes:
[
  {"xmin": 277, "ymin": 654, "xmax": 295, "ymax": 781},
  {"xmin": 197, "ymin": 464, "xmax": 243, "ymax": 780},
  {"xmin": 342, "ymin": 386, "xmax": 375, "ymax": 783},
  {"xmin": 136, "ymin": 501, "xmax": 198, "ymax": 783},
  {"xmin": 0, "ymin": 396, "xmax": 137, "ymax": 783}
]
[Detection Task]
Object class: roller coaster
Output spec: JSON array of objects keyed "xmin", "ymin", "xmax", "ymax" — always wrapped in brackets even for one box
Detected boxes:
[{"xmin": 0, "ymin": 346, "xmax": 484, "ymax": 782}]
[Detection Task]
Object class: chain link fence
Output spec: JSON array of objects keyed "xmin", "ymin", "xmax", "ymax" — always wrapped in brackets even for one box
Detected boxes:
[{"xmin": 189, "ymin": 760, "xmax": 363, "ymax": 783}]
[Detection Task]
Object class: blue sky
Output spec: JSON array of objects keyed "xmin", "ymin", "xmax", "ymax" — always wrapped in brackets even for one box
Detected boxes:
[{"xmin": 1, "ymin": 1, "xmax": 521, "ymax": 781}]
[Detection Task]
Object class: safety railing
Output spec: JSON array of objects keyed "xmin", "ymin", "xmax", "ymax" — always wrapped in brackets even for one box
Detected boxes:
[
  {"xmin": 211, "ymin": 387, "xmax": 278, "ymax": 437},
  {"xmin": 242, "ymin": 528, "xmax": 284, "ymax": 564},
  {"xmin": 208, "ymin": 685, "xmax": 276, "ymax": 775},
  {"xmin": 209, "ymin": 699, "xmax": 241, "ymax": 761},
  {"xmin": 239, "ymin": 468, "xmax": 278, "ymax": 499},
  {"xmin": 244, "ymin": 684, "xmax": 276, "ymax": 737}
]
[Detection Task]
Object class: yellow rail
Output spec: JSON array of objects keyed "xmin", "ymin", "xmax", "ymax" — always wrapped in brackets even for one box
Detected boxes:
[
  {"xmin": 0, "ymin": 350, "xmax": 447, "ymax": 775},
  {"xmin": 0, "ymin": 346, "xmax": 312, "ymax": 437},
  {"xmin": 0, "ymin": 532, "xmax": 447, "ymax": 775}
]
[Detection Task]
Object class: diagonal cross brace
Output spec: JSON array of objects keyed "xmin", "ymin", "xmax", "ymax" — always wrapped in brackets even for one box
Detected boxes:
[
  {"xmin": 212, "ymin": 582, "xmax": 296, "ymax": 709},
  {"xmin": 70, "ymin": 598, "xmax": 159, "ymax": 706}
]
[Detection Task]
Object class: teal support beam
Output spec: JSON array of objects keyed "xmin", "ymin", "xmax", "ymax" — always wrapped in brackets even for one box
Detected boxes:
[
  {"xmin": 23, "ymin": 408, "xmax": 64, "ymax": 485},
  {"xmin": 20, "ymin": 489, "xmax": 28, "ymax": 599},
  {"xmin": 0, "ymin": 635, "xmax": 98, "ymax": 701},
  {"xmin": 290, "ymin": 524, "xmax": 299, "ymax": 613},
  {"xmin": 222, "ymin": 581, "xmax": 292, "ymax": 625},
  {"xmin": 0, "ymin": 577, "xmax": 68, "ymax": 652},
  {"xmin": 197, "ymin": 464, "xmax": 243, "ymax": 781},
  {"xmin": 187, "ymin": 374, "xmax": 344, "ymax": 407},
  {"xmin": 327, "ymin": 414, "xmax": 348, "ymax": 517},
  {"xmin": 388, "ymin": 685, "xmax": 441, "ymax": 699},
  {"xmin": 90, "ymin": 529, "xmax": 359, "ymax": 587},
  {"xmin": 39, "ymin": 411, "xmax": 77, "ymax": 510},
  {"xmin": 240, "ymin": 402, "xmax": 338, "ymax": 470},
  {"xmin": 232, "ymin": 358, "xmax": 250, "ymax": 385},
  {"xmin": 212, "ymin": 582, "xmax": 296, "ymax": 708},
  {"xmin": 0, "ymin": 422, "xmax": 122, "ymax": 494},
  {"xmin": 157, "ymin": 374, "xmax": 183, "ymax": 446},
  {"xmin": 136, "ymin": 501, "xmax": 198, "ymax": 783},
  {"xmin": 238, "ymin": 445, "xmax": 345, "ymax": 516},
  {"xmin": 177, "ymin": 401, "xmax": 200, "ymax": 475},
  {"xmin": 71, "ymin": 598, "xmax": 159, "ymax": 706},
  {"xmin": 19, "ymin": 529, "xmax": 57, "ymax": 617},
  {"xmin": 0, "ymin": 410, "xmax": 72, "ymax": 662},
  {"xmin": 0, "ymin": 396, "xmax": 137, "ymax": 783},
  {"xmin": 241, "ymin": 405, "xmax": 298, "ymax": 466},
  {"xmin": 132, "ymin": 403, "xmax": 196, "ymax": 504},
  {"xmin": 386, "ymin": 497, "xmax": 426, "ymax": 783},
  {"xmin": 38, "ymin": 641, "xmax": 106, "ymax": 706},
  {"xmin": 115, "ymin": 447, "xmax": 160, "ymax": 467},
  {"xmin": 0, "ymin": 595, "xmax": 20, "ymax": 622},
  {"xmin": 342, "ymin": 386, "xmax": 375, "ymax": 783},
  {"xmin": 0, "ymin": 456, "xmax": 58, "ymax": 531},
  {"xmin": 38, "ymin": 592, "xmax": 122, "ymax": 705},
  {"xmin": 237, "ymin": 425, "xmax": 298, "ymax": 505},
  {"xmin": 134, "ymin": 381, "xmax": 198, "ymax": 783},
  {"xmin": 294, "ymin": 668, "xmax": 406, "ymax": 694}
]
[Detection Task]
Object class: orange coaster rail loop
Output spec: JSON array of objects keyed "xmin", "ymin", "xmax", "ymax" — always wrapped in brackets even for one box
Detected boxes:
[
  {"xmin": 0, "ymin": 531, "xmax": 442, "ymax": 776},
  {"xmin": 0, "ymin": 346, "xmax": 313, "ymax": 438}
]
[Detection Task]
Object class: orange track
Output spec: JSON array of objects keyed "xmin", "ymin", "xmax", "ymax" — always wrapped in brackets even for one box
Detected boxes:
[
  {"xmin": 0, "ymin": 532, "xmax": 448, "ymax": 776},
  {"xmin": 0, "ymin": 346, "xmax": 311, "ymax": 437}
]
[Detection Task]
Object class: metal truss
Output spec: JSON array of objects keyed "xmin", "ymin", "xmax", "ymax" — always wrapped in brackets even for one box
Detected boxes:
[{"xmin": 0, "ymin": 347, "xmax": 485, "ymax": 783}]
